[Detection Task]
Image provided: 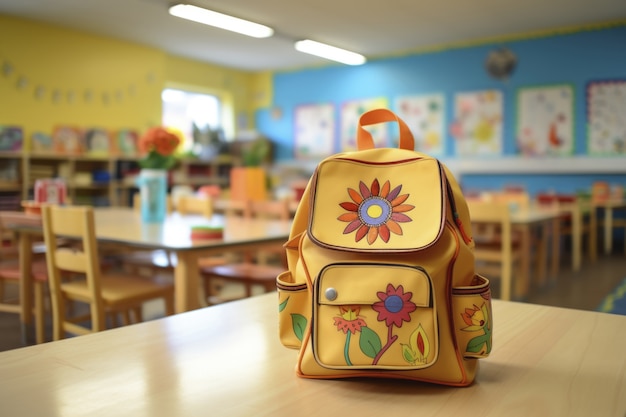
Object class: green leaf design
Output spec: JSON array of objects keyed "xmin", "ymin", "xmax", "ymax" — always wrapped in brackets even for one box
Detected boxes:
[
  {"xmin": 359, "ymin": 326, "xmax": 382, "ymax": 358},
  {"xmin": 401, "ymin": 343, "xmax": 416, "ymax": 364},
  {"xmin": 279, "ymin": 297, "xmax": 289, "ymax": 312},
  {"xmin": 291, "ymin": 313, "xmax": 307, "ymax": 342},
  {"xmin": 466, "ymin": 334, "xmax": 490, "ymax": 353}
]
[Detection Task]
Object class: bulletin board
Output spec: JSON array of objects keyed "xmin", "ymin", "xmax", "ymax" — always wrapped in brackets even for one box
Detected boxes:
[
  {"xmin": 294, "ymin": 103, "xmax": 335, "ymax": 159},
  {"xmin": 394, "ymin": 93, "xmax": 445, "ymax": 156},
  {"xmin": 516, "ymin": 84, "xmax": 574, "ymax": 156},
  {"xmin": 587, "ymin": 79, "xmax": 626, "ymax": 155},
  {"xmin": 450, "ymin": 90, "xmax": 503, "ymax": 156},
  {"xmin": 340, "ymin": 97, "xmax": 389, "ymax": 151}
]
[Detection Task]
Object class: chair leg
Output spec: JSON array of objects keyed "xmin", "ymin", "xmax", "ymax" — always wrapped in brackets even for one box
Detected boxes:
[
  {"xmin": 133, "ymin": 306, "xmax": 143, "ymax": 322},
  {"xmin": 164, "ymin": 295, "xmax": 174, "ymax": 316},
  {"xmin": 33, "ymin": 282, "xmax": 45, "ymax": 344}
]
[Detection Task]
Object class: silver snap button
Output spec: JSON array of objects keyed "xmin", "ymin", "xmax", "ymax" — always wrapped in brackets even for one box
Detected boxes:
[{"xmin": 325, "ymin": 287, "xmax": 337, "ymax": 301}]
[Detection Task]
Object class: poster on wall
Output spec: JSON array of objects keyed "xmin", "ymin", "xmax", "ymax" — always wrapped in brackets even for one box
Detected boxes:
[
  {"xmin": 516, "ymin": 84, "xmax": 574, "ymax": 156},
  {"xmin": 587, "ymin": 80, "xmax": 626, "ymax": 155},
  {"xmin": 340, "ymin": 97, "xmax": 389, "ymax": 151},
  {"xmin": 294, "ymin": 103, "xmax": 335, "ymax": 159},
  {"xmin": 394, "ymin": 94, "xmax": 445, "ymax": 156},
  {"xmin": 450, "ymin": 90, "xmax": 503, "ymax": 156}
]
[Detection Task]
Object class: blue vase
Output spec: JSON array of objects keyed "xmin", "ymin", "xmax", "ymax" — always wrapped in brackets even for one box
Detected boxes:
[{"xmin": 138, "ymin": 169, "xmax": 167, "ymax": 223}]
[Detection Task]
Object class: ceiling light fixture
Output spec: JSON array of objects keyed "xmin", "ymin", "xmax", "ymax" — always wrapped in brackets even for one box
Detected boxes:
[
  {"xmin": 168, "ymin": 4, "xmax": 274, "ymax": 39},
  {"xmin": 294, "ymin": 40, "xmax": 366, "ymax": 65}
]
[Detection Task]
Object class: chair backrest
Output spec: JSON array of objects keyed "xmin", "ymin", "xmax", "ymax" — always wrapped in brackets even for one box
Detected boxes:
[
  {"xmin": 0, "ymin": 213, "xmax": 16, "ymax": 261},
  {"xmin": 177, "ymin": 195, "xmax": 213, "ymax": 217},
  {"xmin": 245, "ymin": 199, "xmax": 291, "ymax": 220},
  {"xmin": 491, "ymin": 191, "xmax": 530, "ymax": 211},
  {"xmin": 466, "ymin": 200, "xmax": 512, "ymax": 248},
  {"xmin": 41, "ymin": 205, "xmax": 106, "ymax": 329},
  {"xmin": 214, "ymin": 198, "xmax": 249, "ymax": 217}
]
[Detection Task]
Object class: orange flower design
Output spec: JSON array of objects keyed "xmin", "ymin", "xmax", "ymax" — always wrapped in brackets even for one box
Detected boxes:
[{"xmin": 338, "ymin": 178, "xmax": 414, "ymax": 244}]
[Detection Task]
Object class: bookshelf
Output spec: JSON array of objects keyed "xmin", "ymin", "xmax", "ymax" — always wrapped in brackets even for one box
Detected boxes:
[{"xmin": 0, "ymin": 152, "xmax": 234, "ymax": 208}]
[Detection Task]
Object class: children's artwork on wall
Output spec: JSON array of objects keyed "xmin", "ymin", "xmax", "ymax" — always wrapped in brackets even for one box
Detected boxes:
[
  {"xmin": 587, "ymin": 80, "xmax": 626, "ymax": 155},
  {"xmin": 516, "ymin": 84, "xmax": 574, "ymax": 156},
  {"xmin": 31, "ymin": 132, "xmax": 54, "ymax": 153},
  {"xmin": 52, "ymin": 126, "xmax": 83, "ymax": 155},
  {"xmin": 340, "ymin": 97, "xmax": 389, "ymax": 151},
  {"xmin": 84, "ymin": 128, "xmax": 112, "ymax": 156},
  {"xmin": 394, "ymin": 94, "xmax": 445, "ymax": 156},
  {"xmin": 0, "ymin": 126, "xmax": 23, "ymax": 151},
  {"xmin": 115, "ymin": 129, "xmax": 139, "ymax": 156},
  {"xmin": 450, "ymin": 90, "xmax": 503, "ymax": 156},
  {"xmin": 294, "ymin": 103, "xmax": 335, "ymax": 159}
]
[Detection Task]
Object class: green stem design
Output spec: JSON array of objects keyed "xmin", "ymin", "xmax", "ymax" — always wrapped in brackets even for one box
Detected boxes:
[
  {"xmin": 372, "ymin": 325, "xmax": 397, "ymax": 365},
  {"xmin": 344, "ymin": 331, "xmax": 353, "ymax": 366}
]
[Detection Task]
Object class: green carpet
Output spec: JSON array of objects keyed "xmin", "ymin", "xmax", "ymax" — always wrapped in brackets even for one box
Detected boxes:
[{"xmin": 597, "ymin": 277, "xmax": 626, "ymax": 316}]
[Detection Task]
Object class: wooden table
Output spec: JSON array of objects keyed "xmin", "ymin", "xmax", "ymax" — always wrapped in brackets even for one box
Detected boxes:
[
  {"xmin": 594, "ymin": 199, "xmax": 626, "ymax": 254},
  {"xmin": 3, "ymin": 208, "xmax": 291, "ymax": 342},
  {"xmin": 0, "ymin": 293, "xmax": 624, "ymax": 417},
  {"xmin": 501, "ymin": 206, "xmax": 561, "ymax": 298}
]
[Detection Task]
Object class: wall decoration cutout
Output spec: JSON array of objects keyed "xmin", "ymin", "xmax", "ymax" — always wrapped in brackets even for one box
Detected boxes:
[
  {"xmin": 340, "ymin": 98, "xmax": 389, "ymax": 151},
  {"xmin": 115, "ymin": 129, "xmax": 139, "ymax": 156},
  {"xmin": 451, "ymin": 90, "xmax": 503, "ymax": 156},
  {"xmin": 52, "ymin": 126, "xmax": 83, "ymax": 155},
  {"xmin": 31, "ymin": 132, "xmax": 54, "ymax": 153},
  {"xmin": 294, "ymin": 103, "xmax": 335, "ymax": 159},
  {"xmin": 587, "ymin": 80, "xmax": 626, "ymax": 155},
  {"xmin": 394, "ymin": 94, "xmax": 445, "ymax": 156},
  {"xmin": 0, "ymin": 126, "xmax": 23, "ymax": 151},
  {"xmin": 84, "ymin": 128, "xmax": 112, "ymax": 156},
  {"xmin": 516, "ymin": 84, "xmax": 574, "ymax": 156}
]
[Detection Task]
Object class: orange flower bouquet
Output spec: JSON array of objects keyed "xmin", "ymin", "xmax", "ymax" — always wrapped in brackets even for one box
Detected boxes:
[{"xmin": 138, "ymin": 127, "xmax": 181, "ymax": 170}]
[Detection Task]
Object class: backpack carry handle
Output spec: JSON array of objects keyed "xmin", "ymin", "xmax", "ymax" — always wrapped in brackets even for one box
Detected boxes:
[{"xmin": 357, "ymin": 108, "xmax": 415, "ymax": 151}]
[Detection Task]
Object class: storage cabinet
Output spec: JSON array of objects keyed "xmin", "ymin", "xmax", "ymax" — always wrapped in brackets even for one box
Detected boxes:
[{"xmin": 3, "ymin": 152, "xmax": 235, "ymax": 208}]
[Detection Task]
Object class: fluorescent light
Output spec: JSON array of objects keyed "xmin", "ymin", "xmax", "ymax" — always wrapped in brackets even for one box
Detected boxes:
[
  {"xmin": 294, "ymin": 40, "xmax": 366, "ymax": 65},
  {"xmin": 168, "ymin": 4, "xmax": 274, "ymax": 39}
]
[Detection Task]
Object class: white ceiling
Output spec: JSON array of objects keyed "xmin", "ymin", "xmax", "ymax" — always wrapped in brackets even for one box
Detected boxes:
[{"xmin": 1, "ymin": 0, "xmax": 625, "ymax": 72}]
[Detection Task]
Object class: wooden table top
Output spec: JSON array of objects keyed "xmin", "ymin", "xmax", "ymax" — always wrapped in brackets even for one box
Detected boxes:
[
  {"xmin": 0, "ymin": 294, "xmax": 624, "ymax": 417},
  {"xmin": 1, "ymin": 207, "xmax": 292, "ymax": 250}
]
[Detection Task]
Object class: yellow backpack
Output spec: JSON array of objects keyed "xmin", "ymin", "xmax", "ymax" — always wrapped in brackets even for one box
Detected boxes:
[{"xmin": 277, "ymin": 108, "xmax": 492, "ymax": 386}]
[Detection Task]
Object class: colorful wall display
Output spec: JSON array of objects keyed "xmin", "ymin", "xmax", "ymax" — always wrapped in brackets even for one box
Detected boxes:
[
  {"xmin": 587, "ymin": 79, "xmax": 626, "ymax": 155},
  {"xmin": 394, "ymin": 94, "xmax": 445, "ymax": 156},
  {"xmin": 451, "ymin": 90, "xmax": 503, "ymax": 156},
  {"xmin": 294, "ymin": 103, "xmax": 335, "ymax": 159},
  {"xmin": 516, "ymin": 84, "xmax": 574, "ymax": 156}
]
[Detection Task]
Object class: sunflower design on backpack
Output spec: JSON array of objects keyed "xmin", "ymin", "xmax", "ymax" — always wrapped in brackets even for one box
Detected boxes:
[{"xmin": 337, "ymin": 178, "xmax": 415, "ymax": 244}]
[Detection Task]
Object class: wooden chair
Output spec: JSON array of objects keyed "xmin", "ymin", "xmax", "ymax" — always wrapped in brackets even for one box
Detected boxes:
[
  {"xmin": 41, "ymin": 205, "xmax": 175, "ymax": 340},
  {"xmin": 467, "ymin": 201, "xmax": 526, "ymax": 301},
  {"xmin": 537, "ymin": 193, "xmax": 597, "ymax": 266},
  {"xmin": 117, "ymin": 193, "xmax": 178, "ymax": 272},
  {"xmin": 177, "ymin": 194, "xmax": 214, "ymax": 217},
  {"xmin": 0, "ymin": 212, "xmax": 48, "ymax": 344},
  {"xmin": 200, "ymin": 199, "xmax": 291, "ymax": 304}
]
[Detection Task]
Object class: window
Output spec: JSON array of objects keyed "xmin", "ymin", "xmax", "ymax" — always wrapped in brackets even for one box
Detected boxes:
[{"xmin": 161, "ymin": 88, "xmax": 221, "ymax": 152}]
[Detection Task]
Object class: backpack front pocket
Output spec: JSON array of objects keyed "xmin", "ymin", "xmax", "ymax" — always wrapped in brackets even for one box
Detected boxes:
[{"xmin": 312, "ymin": 263, "xmax": 438, "ymax": 370}]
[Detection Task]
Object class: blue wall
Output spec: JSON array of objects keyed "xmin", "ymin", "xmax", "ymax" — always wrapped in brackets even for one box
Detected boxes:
[{"xmin": 256, "ymin": 25, "xmax": 626, "ymax": 194}]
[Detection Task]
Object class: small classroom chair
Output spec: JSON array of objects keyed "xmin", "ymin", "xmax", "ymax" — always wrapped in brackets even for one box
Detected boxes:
[
  {"xmin": 467, "ymin": 201, "xmax": 526, "ymax": 301},
  {"xmin": 0, "ymin": 212, "xmax": 48, "ymax": 344},
  {"xmin": 41, "ymin": 205, "xmax": 174, "ymax": 340},
  {"xmin": 200, "ymin": 199, "xmax": 291, "ymax": 304}
]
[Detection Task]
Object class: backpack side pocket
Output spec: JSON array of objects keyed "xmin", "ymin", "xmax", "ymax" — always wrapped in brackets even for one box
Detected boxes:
[
  {"xmin": 278, "ymin": 271, "xmax": 310, "ymax": 349},
  {"xmin": 451, "ymin": 275, "xmax": 493, "ymax": 359}
]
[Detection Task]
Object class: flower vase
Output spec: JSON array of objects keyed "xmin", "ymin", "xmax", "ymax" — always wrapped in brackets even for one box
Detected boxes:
[{"xmin": 138, "ymin": 169, "xmax": 168, "ymax": 223}]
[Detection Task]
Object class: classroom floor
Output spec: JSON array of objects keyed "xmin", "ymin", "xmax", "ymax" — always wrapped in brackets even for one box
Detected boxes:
[{"xmin": 1, "ymin": 246, "xmax": 625, "ymax": 353}]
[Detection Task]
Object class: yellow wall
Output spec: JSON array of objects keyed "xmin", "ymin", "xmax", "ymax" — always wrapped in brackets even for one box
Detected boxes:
[{"xmin": 0, "ymin": 14, "xmax": 258, "ymax": 148}]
